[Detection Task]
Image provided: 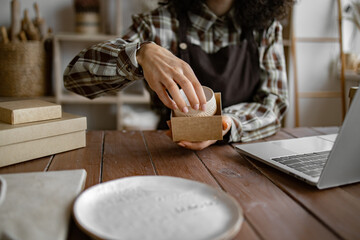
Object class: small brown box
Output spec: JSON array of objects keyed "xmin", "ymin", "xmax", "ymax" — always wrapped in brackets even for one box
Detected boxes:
[
  {"xmin": 171, "ymin": 93, "xmax": 223, "ymax": 142},
  {"xmin": 0, "ymin": 99, "xmax": 61, "ymax": 124}
]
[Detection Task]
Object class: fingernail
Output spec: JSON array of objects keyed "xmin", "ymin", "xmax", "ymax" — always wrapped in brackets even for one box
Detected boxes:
[
  {"xmin": 193, "ymin": 104, "xmax": 199, "ymax": 110},
  {"xmin": 182, "ymin": 106, "xmax": 189, "ymax": 113},
  {"xmin": 178, "ymin": 142, "xmax": 185, "ymax": 147},
  {"xmin": 201, "ymin": 104, "xmax": 206, "ymax": 111},
  {"xmin": 172, "ymin": 102, "xmax": 178, "ymax": 110}
]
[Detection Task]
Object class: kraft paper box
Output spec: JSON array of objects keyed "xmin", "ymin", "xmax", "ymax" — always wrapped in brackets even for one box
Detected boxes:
[
  {"xmin": 0, "ymin": 112, "xmax": 87, "ymax": 167},
  {"xmin": 171, "ymin": 93, "xmax": 223, "ymax": 142},
  {"xmin": 0, "ymin": 99, "xmax": 62, "ymax": 124}
]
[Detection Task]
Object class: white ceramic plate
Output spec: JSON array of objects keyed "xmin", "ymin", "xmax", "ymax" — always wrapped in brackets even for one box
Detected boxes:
[
  {"xmin": 0, "ymin": 176, "xmax": 6, "ymax": 206},
  {"xmin": 73, "ymin": 176, "xmax": 243, "ymax": 240}
]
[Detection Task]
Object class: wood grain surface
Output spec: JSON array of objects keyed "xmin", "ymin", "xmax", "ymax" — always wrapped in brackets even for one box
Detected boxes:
[{"xmin": 0, "ymin": 127, "xmax": 359, "ymax": 240}]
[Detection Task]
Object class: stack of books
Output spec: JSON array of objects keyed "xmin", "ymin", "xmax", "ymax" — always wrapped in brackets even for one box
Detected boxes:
[{"xmin": 0, "ymin": 99, "xmax": 87, "ymax": 167}]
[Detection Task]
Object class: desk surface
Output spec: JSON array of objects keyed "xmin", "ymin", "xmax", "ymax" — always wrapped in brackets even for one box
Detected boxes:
[{"xmin": 1, "ymin": 127, "xmax": 359, "ymax": 240}]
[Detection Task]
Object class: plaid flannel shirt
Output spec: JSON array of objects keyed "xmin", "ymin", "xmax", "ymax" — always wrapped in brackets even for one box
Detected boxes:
[{"xmin": 64, "ymin": 3, "xmax": 289, "ymax": 142}]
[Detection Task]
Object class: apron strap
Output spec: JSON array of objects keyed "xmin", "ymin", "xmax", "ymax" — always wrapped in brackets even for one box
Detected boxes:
[{"xmin": 177, "ymin": 11, "xmax": 191, "ymax": 63}]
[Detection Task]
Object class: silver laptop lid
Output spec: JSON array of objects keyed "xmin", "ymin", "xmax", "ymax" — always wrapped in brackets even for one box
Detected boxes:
[{"xmin": 318, "ymin": 88, "xmax": 360, "ymax": 189}]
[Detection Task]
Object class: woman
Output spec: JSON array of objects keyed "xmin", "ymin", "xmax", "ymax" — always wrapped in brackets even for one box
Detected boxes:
[{"xmin": 64, "ymin": 0, "xmax": 294, "ymax": 150}]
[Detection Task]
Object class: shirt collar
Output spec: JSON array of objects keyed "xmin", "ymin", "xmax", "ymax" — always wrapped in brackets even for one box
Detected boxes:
[{"xmin": 187, "ymin": 3, "xmax": 240, "ymax": 33}]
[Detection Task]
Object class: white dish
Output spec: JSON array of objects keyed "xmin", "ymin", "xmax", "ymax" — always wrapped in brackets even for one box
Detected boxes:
[
  {"xmin": 173, "ymin": 86, "xmax": 217, "ymax": 117},
  {"xmin": 73, "ymin": 176, "xmax": 243, "ymax": 240},
  {"xmin": 0, "ymin": 176, "xmax": 6, "ymax": 206}
]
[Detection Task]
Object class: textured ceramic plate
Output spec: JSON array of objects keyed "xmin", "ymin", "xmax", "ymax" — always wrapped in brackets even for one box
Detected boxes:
[
  {"xmin": 73, "ymin": 176, "xmax": 243, "ymax": 240},
  {"xmin": 0, "ymin": 176, "xmax": 6, "ymax": 206}
]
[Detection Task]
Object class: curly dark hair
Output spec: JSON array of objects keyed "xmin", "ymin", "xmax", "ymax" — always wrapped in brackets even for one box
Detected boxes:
[{"xmin": 161, "ymin": 0, "xmax": 295, "ymax": 29}]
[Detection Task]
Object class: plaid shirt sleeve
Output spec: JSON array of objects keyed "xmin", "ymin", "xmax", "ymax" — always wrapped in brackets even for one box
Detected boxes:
[
  {"xmin": 63, "ymin": 14, "xmax": 155, "ymax": 99},
  {"xmin": 63, "ymin": 6, "xmax": 288, "ymax": 143},
  {"xmin": 223, "ymin": 21, "xmax": 289, "ymax": 142}
]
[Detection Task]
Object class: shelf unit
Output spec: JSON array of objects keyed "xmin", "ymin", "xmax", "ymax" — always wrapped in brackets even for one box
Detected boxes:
[
  {"xmin": 287, "ymin": 0, "xmax": 355, "ymax": 127},
  {"xmin": 52, "ymin": 32, "xmax": 150, "ymax": 130},
  {"xmin": 0, "ymin": 96, "xmax": 56, "ymax": 103},
  {"xmin": 337, "ymin": 0, "xmax": 360, "ymax": 116}
]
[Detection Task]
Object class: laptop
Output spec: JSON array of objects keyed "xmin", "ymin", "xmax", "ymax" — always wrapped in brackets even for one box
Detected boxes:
[{"xmin": 234, "ymin": 89, "xmax": 360, "ymax": 189}]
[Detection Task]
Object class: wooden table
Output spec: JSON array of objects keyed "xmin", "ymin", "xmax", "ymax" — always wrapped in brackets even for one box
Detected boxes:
[{"xmin": 1, "ymin": 127, "xmax": 359, "ymax": 240}]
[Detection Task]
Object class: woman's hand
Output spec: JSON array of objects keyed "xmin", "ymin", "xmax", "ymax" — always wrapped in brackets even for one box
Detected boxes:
[
  {"xmin": 136, "ymin": 42, "xmax": 207, "ymax": 113},
  {"xmin": 166, "ymin": 116, "xmax": 232, "ymax": 151}
]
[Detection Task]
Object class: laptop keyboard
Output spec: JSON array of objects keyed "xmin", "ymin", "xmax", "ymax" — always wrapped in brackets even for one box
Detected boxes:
[{"xmin": 271, "ymin": 151, "xmax": 331, "ymax": 178}]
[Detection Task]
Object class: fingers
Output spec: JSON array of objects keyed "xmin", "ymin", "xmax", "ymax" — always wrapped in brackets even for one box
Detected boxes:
[
  {"xmin": 182, "ymin": 66, "xmax": 206, "ymax": 110},
  {"xmin": 163, "ymin": 79, "xmax": 189, "ymax": 113},
  {"xmin": 165, "ymin": 129, "xmax": 172, "ymax": 138},
  {"xmin": 154, "ymin": 85, "xmax": 178, "ymax": 110},
  {"xmin": 178, "ymin": 140, "xmax": 217, "ymax": 151},
  {"xmin": 222, "ymin": 115, "xmax": 232, "ymax": 130},
  {"xmin": 138, "ymin": 43, "xmax": 204, "ymax": 113},
  {"xmin": 222, "ymin": 115, "xmax": 232, "ymax": 135},
  {"xmin": 175, "ymin": 79, "xmax": 199, "ymax": 110},
  {"xmin": 193, "ymin": 83, "xmax": 207, "ymax": 111},
  {"xmin": 164, "ymin": 64, "xmax": 201, "ymax": 113}
]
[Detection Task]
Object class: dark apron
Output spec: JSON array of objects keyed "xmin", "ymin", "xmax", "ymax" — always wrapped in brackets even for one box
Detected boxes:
[{"xmin": 149, "ymin": 11, "xmax": 261, "ymax": 129}]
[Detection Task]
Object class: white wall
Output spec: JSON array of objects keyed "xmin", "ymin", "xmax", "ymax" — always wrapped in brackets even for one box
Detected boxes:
[
  {"xmin": 342, "ymin": 0, "xmax": 360, "ymax": 54},
  {"xmin": 289, "ymin": 0, "xmax": 346, "ymax": 127}
]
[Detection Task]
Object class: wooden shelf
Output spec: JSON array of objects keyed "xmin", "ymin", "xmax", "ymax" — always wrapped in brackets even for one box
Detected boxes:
[
  {"xmin": 344, "ymin": 70, "xmax": 360, "ymax": 82},
  {"xmin": 295, "ymin": 37, "xmax": 340, "ymax": 43},
  {"xmin": 57, "ymin": 94, "xmax": 119, "ymax": 104},
  {"xmin": 0, "ymin": 96, "xmax": 56, "ymax": 102},
  {"xmin": 57, "ymin": 91, "xmax": 150, "ymax": 105},
  {"xmin": 298, "ymin": 91, "xmax": 342, "ymax": 98},
  {"xmin": 52, "ymin": 29, "xmax": 150, "ymax": 130},
  {"xmin": 54, "ymin": 32, "xmax": 118, "ymax": 42}
]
